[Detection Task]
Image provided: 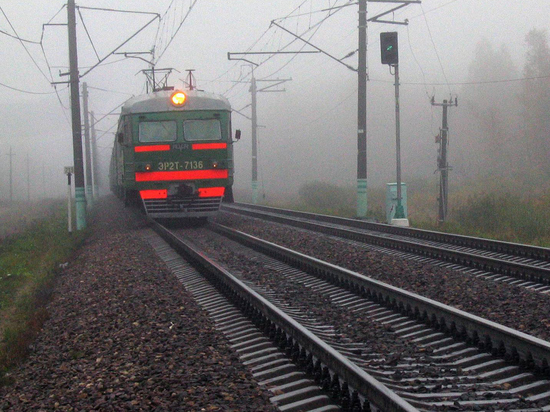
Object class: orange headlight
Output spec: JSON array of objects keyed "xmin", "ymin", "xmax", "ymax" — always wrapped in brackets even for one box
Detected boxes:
[{"xmin": 170, "ymin": 91, "xmax": 187, "ymax": 107}]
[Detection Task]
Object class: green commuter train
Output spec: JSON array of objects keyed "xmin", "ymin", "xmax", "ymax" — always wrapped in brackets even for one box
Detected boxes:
[{"xmin": 110, "ymin": 88, "xmax": 239, "ymax": 218}]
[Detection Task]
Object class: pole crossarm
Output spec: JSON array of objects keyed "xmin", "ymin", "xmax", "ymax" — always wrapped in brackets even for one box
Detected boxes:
[
  {"xmin": 228, "ymin": 51, "xmax": 319, "ymax": 68},
  {"xmin": 113, "ymin": 51, "xmax": 154, "ymax": 66},
  {"xmin": 270, "ymin": 21, "xmax": 357, "ymax": 72},
  {"xmin": 258, "ymin": 78, "xmax": 291, "ymax": 93},
  {"xmin": 232, "ymin": 108, "xmax": 252, "ymax": 121},
  {"xmin": 367, "ymin": 0, "xmax": 421, "ymax": 3},
  {"xmin": 227, "ymin": 52, "xmax": 258, "ymax": 67},
  {"xmin": 368, "ymin": 0, "xmax": 421, "ymax": 25},
  {"xmin": 431, "ymin": 97, "xmax": 458, "ymax": 107},
  {"xmin": 229, "ymin": 51, "xmax": 320, "ymax": 56}
]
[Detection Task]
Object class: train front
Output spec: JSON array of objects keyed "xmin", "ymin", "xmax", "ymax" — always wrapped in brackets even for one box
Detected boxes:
[{"xmin": 122, "ymin": 89, "xmax": 234, "ymax": 219}]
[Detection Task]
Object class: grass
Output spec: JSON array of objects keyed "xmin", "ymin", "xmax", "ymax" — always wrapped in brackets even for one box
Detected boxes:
[
  {"xmin": 256, "ymin": 178, "xmax": 550, "ymax": 247},
  {"xmin": 0, "ymin": 202, "xmax": 85, "ymax": 384},
  {"xmin": 418, "ymin": 191, "xmax": 550, "ymax": 246}
]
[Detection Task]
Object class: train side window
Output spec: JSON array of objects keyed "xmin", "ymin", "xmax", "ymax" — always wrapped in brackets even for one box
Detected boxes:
[
  {"xmin": 139, "ymin": 121, "xmax": 177, "ymax": 143},
  {"xmin": 124, "ymin": 120, "xmax": 132, "ymax": 144},
  {"xmin": 183, "ymin": 119, "xmax": 222, "ymax": 141}
]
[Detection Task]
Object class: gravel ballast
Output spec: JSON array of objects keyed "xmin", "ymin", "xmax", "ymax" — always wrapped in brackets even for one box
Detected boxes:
[
  {"xmin": 214, "ymin": 211, "xmax": 550, "ymax": 342},
  {"xmin": 0, "ymin": 196, "xmax": 277, "ymax": 412}
]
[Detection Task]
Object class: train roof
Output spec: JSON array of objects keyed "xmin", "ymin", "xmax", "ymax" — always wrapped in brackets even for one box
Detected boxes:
[{"xmin": 121, "ymin": 89, "xmax": 231, "ymax": 115}]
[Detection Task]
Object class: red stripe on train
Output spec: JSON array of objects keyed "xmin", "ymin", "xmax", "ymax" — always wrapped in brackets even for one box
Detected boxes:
[
  {"xmin": 135, "ymin": 169, "xmax": 229, "ymax": 182},
  {"xmin": 198, "ymin": 187, "xmax": 225, "ymax": 198},
  {"xmin": 134, "ymin": 145, "xmax": 171, "ymax": 153},
  {"xmin": 192, "ymin": 143, "xmax": 227, "ymax": 150},
  {"xmin": 140, "ymin": 190, "xmax": 167, "ymax": 199}
]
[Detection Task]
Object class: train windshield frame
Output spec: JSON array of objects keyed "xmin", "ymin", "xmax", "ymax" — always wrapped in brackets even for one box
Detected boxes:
[
  {"xmin": 183, "ymin": 119, "xmax": 222, "ymax": 141},
  {"xmin": 138, "ymin": 120, "xmax": 177, "ymax": 143}
]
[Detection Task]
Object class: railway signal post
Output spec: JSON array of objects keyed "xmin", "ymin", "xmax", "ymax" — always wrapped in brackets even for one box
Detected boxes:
[
  {"xmin": 361, "ymin": 0, "xmax": 421, "ymax": 218},
  {"xmin": 381, "ymin": 31, "xmax": 408, "ymax": 226}
]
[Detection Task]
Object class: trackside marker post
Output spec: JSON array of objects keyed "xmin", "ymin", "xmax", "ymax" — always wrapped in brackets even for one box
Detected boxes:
[{"xmin": 64, "ymin": 166, "xmax": 74, "ymax": 233}]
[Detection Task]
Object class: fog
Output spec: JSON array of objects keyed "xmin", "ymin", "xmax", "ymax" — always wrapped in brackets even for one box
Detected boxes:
[{"xmin": 0, "ymin": 0, "xmax": 549, "ymax": 202}]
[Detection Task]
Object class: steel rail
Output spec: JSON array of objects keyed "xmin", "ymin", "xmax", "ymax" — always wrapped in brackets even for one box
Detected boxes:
[
  {"xmin": 223, "ymin": 203, "xmax": 550, "ymax": 262},
  {"xmin": 222, "ymin": 203, "xmax": 550, "ymax": 284},
  {"xmin": 211, "ymin": 222, "xmax": 550, "ymax": 376},
  {"xmin": 151, "ymin": 220, "xmax": 419, "ymax": 412}
]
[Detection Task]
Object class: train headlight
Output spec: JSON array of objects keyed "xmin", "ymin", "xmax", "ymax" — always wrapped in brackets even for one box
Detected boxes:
[
  {"xmin": 145, "ymin": 163, "xmax": 152, "ymax": 171},
  {"xmin": 170, "ymin": 91, "xmax": 187, "ymax": 107},
  {"xmin": 212, "ymin": 160, "xmax": 219, "ymax": 168}
]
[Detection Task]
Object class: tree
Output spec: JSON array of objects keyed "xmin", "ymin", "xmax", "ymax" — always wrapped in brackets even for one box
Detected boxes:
[
  {"xmin": 455, "ymin": 39, "xmax": 520, "ymax": 177},
  {"xmin": 521, "ymin": 29, "xmax": 550, "ymax": 180}
]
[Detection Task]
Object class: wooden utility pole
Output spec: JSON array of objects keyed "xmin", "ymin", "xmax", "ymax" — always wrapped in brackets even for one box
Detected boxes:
[
  {"xmin": 42, "ymin": 163, "xmax": 46, "ymax": 199},
  {"xmin": 431, "ymin": 97, "xmax": 457, "ymax": 223},
  {"xmin": 7, "ymin": 146, "xmax": 14, "ymax": 201},
  {"xmin": 82, "ymin": 82, "xmax": 93, "ymax": 207},
  {"xmin": 67, "ymin": 0, "xmax": 86, "ymax": 229},
  {"xmin": 249, "ymin": 72, "xmax": 290, "ymax": 204},
  {"xmin": 91, "ymin": 111, "xmax": 99, "ymax": 199},
  {"xmin": 26, "ymin": 153, "xmax": 30, "ymax": 201}
]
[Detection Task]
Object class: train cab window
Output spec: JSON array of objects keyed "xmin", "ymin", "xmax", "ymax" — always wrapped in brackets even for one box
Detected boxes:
[
  {"xmin": 183, "ymin": 119, "xmax": 222, "ymax": 141},
  {"xmin": 139, "ymin": 121, "xmax": 177, "ymax": 143}
]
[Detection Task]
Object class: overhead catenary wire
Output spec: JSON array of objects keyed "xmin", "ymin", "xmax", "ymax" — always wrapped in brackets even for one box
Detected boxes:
[
  {"xmin": 87, "ymin": 86, "xmax": 134, "ymax": 96},
  {"xmin": 77, "ymin": 7, "xmax": 100, "ymax": 61},
  {"xmin": 220, "ymin": 0, "xmax": 327, "ymax": 99},
  {"xmin": 0, "ymin": 3, "xmax": 71, "ymax": 125},
  {"xmin": 264, "ymin": 0, "xmax": 354, "ymax": 74},
  {"xmin": 272, "ymin": 0, "xmax": 357, "ymax": 22},
  {"xmin": 216, "ymin": 0, "xmax": 311, "ymax": 98},
  {"xmin": 372, "ymin": 73, "xmax": 550, "ymax": 86},
  {"xmin": 407, "ymin": 0, "xmax": 460, "ymax": 21},
  {"xmin": 223, "ymin": 0, "xmax": 352, "ymax": 103},
  {"xmin": 223, "ymin": 0, "xmax": 527, "ymax": 119},
  {"xmin": 0, "ymin": 6, "xmax": 51, "ymax": 83},
  {"xmin": 154, "ymin": 0, "xmax": 199, "ymax": 65},
  {"xmin": 0, "ymin": 80, "xmax": 66, "ymax": 95},
  {"xmin": 406, "ymin": 24, "xmax": 431, "ymax": 99},
  {"xmin": 419, "ymin": 4, "xmax": 452, "ymax": 95},
  {"xmin": 0, "ymin": 28, "xmax": 40, "ymax": 44}
]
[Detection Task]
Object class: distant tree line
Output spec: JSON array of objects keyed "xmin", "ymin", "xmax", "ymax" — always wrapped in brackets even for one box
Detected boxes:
[{"xmin": 455, "ymin": 28, "xmax": 550, "ymax": 188}]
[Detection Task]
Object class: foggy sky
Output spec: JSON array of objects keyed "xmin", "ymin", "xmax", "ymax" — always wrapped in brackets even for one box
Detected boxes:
[{"xmin": 0, "ymin": 0, "xmax": 549, "ymax": 201}]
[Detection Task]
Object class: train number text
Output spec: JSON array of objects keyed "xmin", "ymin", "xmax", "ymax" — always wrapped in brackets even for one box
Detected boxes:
[{"xmin": 158, "ymin": 161, "xmax": 204, "ymax": 170}]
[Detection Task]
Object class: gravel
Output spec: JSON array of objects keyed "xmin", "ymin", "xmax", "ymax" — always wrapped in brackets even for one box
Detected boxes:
[
  {"xmin": 175, "ymin": 217, "xmax": 547, "ymax": 409},
  {"xmin": 0, "ymin": 196, "xmax": 277, "ymax": 412},
  {"xmin": 213, "ymin": 211, "xmax": 550, "ymax": 342}
]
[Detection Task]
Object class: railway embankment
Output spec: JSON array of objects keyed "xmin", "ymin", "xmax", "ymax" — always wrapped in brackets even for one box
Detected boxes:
[{"xmin": 0, "ymin": 196, "xmax": 276, "ymax": 411}]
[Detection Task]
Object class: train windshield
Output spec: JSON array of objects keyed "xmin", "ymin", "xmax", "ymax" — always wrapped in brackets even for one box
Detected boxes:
[
  {"xmin": 139, "ymin": 121, "xmax": 177, "ymax": 143},
  {"xmin": 183, "ymin": 119, "xmax": 222, "ymax": 141}
]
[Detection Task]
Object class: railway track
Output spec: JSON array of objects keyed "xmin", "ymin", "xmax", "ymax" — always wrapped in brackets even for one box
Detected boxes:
[
  {"xmin": 222, "ymin": 203, "xmax": 550, "ymax": 292},
  {"xmin": 146, "ymin": 218, "xmax": 550, "ymax": 411}
]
